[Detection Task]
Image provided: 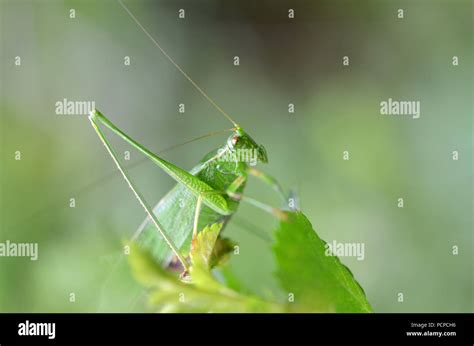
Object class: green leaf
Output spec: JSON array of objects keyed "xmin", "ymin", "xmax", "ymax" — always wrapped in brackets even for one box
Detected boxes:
[
  {"xmin": 273, "ymin": 212, "xmax": 372, "ymax": 312},
  {"xmin": 189, "ymin": 223, "xmax": 222, "ymax": 270},
  {"xmin": 189, "ymin": 223, "xmax": 237, "ymax": 292},
  {"xmin": 188, "ymin": 222, "xmax": 236, "ymax": 270},
  {"xmin": 128, "ymin": 241, "xmax": 284, "ymax": 313}
]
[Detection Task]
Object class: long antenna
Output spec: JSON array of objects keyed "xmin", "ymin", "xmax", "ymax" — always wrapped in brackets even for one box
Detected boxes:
[
  {"xmin": 117, "ymin": 0, "xmax": 239, "ymax": 127},
  {"xmin": 156, "ymin": 127, "xmax": 234, "ymax": 153}
]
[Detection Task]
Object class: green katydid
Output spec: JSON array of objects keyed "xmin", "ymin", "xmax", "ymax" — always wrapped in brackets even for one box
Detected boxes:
[
  {"xmin": 89, "ymin": 110, "xmax": 286, "ymax": 273},
  {"xmin": 89, "ymin": 0, "xmax": 288, "ymax": 274}
]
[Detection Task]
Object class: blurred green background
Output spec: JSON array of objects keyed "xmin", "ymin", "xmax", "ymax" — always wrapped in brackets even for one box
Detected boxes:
[{"xmin": 0, "ymin": 0, "xmax": 472, "ymax": 312}]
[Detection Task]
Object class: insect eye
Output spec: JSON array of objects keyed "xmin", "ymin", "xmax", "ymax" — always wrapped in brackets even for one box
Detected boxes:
[{"xmin": 231, "ymin": 136, "xmax": 239, "ymax": 145}]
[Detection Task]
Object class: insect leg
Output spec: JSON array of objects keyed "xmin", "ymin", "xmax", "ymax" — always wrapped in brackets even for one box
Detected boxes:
[
  {"xmin": 226, "ymin": 174, "xmax": 247, "ymax": 194},
  {"xmin": 193, "ymin": 195, "xmax": 204, "ymax": 240},
  {"xmin": 88, "ymin": 113, "xmax": 189, "ymax": 271},
  {"xmin": 191, "ymin": 190, "xmax": 227, "ymax": 244},
  {"xmin": 223, "ymin": 175, "xmax": 287, "ymax": 220},
  {"xmin": 247, "ymin": 167, "xmax": 286, "ymax": 202},
  {"xmin": 90, "ymin": 109, "xmax": 230, "ymax": 216},
  {"xmin": 228, "ymin": 192, "xmax": 288, "ymax": 220}
]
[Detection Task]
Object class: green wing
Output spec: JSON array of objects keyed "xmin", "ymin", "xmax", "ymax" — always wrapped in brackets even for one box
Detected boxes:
[{"xmin": 136, "ymin": 183, "xmax": 223, "ymax": 266}]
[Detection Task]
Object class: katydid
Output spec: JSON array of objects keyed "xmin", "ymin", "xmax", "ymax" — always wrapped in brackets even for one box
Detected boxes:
[
  {"xmin": 89, "ymin": 110, "xmax": 285, "ymax": 271},
  {"xmin": 89, "ymin": 1, "xmax": 287, "ymax": 274}
]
